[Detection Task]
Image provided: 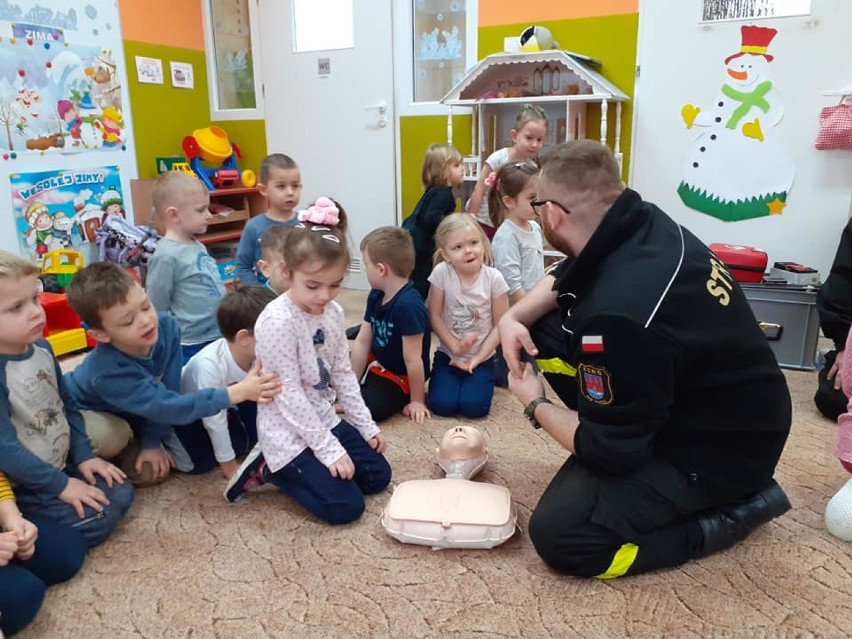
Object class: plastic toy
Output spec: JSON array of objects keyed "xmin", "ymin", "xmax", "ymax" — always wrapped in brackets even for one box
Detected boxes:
[
  {"xmin": 381, "ymin": 426, "xmax": 517, "ymax": 549},
  {"xmin": 519, "ymin": 25, "xmax": 560, "ymax": 52},
  {"xmin": 40, "ymin": 292, "xmax": 95, "ymax": 356},
  {"xmin": 41, "ymin": 249, "xmax": 83, "ymax": 289},
  {"xmin": 181, "ymin": 126, "xmax": 257, "ymax": 191},
  {"xmin": 170, "ymin": 162, "xmax": 195, "ymax": 176}
]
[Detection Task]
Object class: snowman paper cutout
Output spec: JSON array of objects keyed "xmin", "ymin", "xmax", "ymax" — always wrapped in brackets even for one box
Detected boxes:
[{"xmin": 678, "ymin": 25, "xmax": 794, "ymax": 222}]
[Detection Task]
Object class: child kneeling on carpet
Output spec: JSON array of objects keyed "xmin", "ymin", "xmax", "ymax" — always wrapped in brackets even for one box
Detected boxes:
[
  {"xmin": 0, "ymin": 251, "xmax": 133, "ymax": 548},
  {"xmin": 224, "ymin": 198, "xmax": 392, "ymax": 524},
  {"xmin": 64, "ymin": 262, "xmax": 281, "ymax": 486},
  {"xmin": 350, "ymin": 227, "xmax": 431, "ymax": 423}
]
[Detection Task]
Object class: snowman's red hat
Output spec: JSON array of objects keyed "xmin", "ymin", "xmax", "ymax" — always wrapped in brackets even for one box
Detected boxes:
[{"xmin": 725, "ymin": 25, "xmax": 777, "ymax": 65}]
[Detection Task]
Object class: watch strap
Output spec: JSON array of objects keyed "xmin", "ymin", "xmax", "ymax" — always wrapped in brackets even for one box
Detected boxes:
[{"xmin": 524, "ymin": 396, "xmax": 552, "ymax": 429}]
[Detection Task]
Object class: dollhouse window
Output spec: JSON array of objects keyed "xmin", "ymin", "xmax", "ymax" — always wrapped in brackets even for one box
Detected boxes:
[
  {"xmin": 394, "ymin": 0, "xmax": 478, "ymax": 116},
  {"xmin": 203, "ymin": 0, "xmax": 264, "ymax": 120},
  {"xmin": 700, "ymin": 0, "xmax": 810, "ymax": 22},
  {"xmin": 292, "ymin": 0, "xmax": 354, "ymax": 52}
]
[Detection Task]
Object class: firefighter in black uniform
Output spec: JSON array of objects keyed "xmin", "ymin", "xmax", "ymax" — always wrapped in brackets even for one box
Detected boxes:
[
  {"xmin": 501, "ymin": 140, "xmax": 792, "ymax": 578},
  {"xmin": 814, "ymin": 217, "xmax": 852, "ymax": 421}
]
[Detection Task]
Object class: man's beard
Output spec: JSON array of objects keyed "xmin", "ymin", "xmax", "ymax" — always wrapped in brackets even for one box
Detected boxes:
[{"xmin": 542, "ymin": 211, "xmax": 573, "ymax": 258}]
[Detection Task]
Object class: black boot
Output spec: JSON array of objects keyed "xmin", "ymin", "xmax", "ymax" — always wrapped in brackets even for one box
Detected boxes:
[
  {"xmin": 695, "ymin": 479, "xmax": 791, "ymax": 558},
  {"xmin": 345, "ymin": 324, "xmax": 361, "ymax": 340}
]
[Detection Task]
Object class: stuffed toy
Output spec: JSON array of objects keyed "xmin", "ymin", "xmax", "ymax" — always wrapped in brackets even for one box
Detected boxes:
[
  {"xmin": 519, "ymin": 25, "xmax": 560, "ymax": 52},
  {"xmin": 382, "ymin": 426, "xmax": 517, "ymax": 549}
]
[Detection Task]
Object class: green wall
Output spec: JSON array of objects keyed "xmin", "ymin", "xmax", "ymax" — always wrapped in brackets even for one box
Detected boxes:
[{"xmin": 124, "ymin": 41, "xmax": 266, "ymax": 180}]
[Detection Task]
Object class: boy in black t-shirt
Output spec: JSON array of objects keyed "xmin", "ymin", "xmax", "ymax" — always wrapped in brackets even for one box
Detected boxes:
[{"xmin": 351, "ymin": 227, "xmax": 432, "ymax": 423}]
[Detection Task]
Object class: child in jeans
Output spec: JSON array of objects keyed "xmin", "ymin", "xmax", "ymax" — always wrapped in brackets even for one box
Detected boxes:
[
  {"xmin": 0, "ymin": 251, "xmax": 133, "ymax": 547},
  {"xmin": 145, "ymin": 171, "xmax": 226, "ymax": 363},
  {"xmin": 181, "ymin": 286, "xmax": 278, "ymax": 479},
  {"xmin": 65, "ymin": 262, "xmax": 280, "ymax": 486},
  {"xmin": 350, "ymin": 227, "xmax": 431, "ymax": 423},
  {"xmin": 224, "ymin": 198, "xmax": 391, "ymax": 524}
]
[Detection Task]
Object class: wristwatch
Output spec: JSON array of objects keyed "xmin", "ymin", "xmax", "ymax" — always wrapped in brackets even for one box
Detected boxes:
[{"xmin": 524, "ymin": 396, "xmax": 552, "ymax": 429}]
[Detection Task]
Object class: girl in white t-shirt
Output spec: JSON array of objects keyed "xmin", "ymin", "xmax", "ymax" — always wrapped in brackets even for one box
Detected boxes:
[
  {"xmin": 466, "ymin": 104, "xmax": 548, "ymax": 240},
  {"xmin": 427, "ymin": 214, "xmax": 509, "ymax": 418}
]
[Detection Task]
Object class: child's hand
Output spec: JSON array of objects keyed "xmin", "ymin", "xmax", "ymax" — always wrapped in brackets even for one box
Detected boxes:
[
  {"xmin": 0, "ymin": 531, "xmax": 18, "ymax": 567},
  {"xmin": 368, "ymin": 434, "xmax": 387, "ymax": 455},
  {"xmin": 219, "ymin": 459, "xmax": 239, "ymax": 479},
  {"xmin": 450, "ymin": 355, "xmax": 481, "ymax": 374},
  {"xmin": 14, "ymin": 518, "xmax": 37, "ymax": 561},
  {"xmin": 328, "ymin": 453, "xmax": 355, "ymax": 480},
  {"xmin": 231, "ymin": 358, "xmax": 282, "ymax": 404},
  {"xmin": 403, "ymin": 401, "xmax": 431, "ymax": 424},
  {"xmin": 136, "ymin": 447, "xmax": 175, "ymax": 483},
  {"xmin": 78, "ymin": 457, "xmax": 126, "ymax": 488},
  {"xmin": 453, "ymin": 333, "xmax": 477, "ymax": 357},
  {"xmin": 60, "ymin": 477, "xmax": 110, "ymax": 518}
]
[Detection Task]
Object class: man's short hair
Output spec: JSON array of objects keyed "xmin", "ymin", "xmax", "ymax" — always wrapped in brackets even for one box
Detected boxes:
[
  {"xmin": 540, "ymin": 140, "xmax": 623, "ymax": 201},
  {"xmin": 0, "ymin": 251, "xmax": 38, "ymax": 279},
  {"xmin": 151, "ymin": 171, "xmax": 207, "ymax": 216},
  {"xmin": 217, "ymin": 286, "xmax": 277, "ymax": 341},
  {"xmin": 66, "ymin": 262, "xmax": 138, "ymax": 330},
  {"xmin": 260, "ymin": 224, "xmax": 292, "ymax": 261},
  {"xmin": 360, "ymin": 226, "xmax": 415, "ymax": 278}
]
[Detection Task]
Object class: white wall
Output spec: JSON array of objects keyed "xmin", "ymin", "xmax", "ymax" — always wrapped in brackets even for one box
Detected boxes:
[{"xmin": 630, "ymin": 0, "xmax": 852, "ymax": 276}]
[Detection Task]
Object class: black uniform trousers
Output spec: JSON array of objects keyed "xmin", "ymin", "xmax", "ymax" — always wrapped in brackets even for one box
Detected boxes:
[{"xmin": 529, "ymin": 455, "xmax": 728, "ymax": 578}]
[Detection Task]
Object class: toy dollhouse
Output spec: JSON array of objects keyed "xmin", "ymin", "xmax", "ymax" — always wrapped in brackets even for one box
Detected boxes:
[{"xmin": 440, "ymin": 50, "xmax": 630, "ymax": 180}]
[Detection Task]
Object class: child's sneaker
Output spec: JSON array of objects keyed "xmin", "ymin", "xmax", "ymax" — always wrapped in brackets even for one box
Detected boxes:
[{"xmin": 223, "ymin": 444, "xmax": 269, "ymax": 503}]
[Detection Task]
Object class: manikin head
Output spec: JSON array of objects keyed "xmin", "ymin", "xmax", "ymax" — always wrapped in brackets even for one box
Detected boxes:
[{"xmin": 436, "ymin": 425, "xmax": 488, "ymax": 479}]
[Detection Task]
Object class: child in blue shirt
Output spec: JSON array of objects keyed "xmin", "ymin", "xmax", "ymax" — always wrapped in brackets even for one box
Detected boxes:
[
  {"xmin": 235, "ymin": 154, "xmax": 302, "ymax": 286},
  {"xmin": 64, "ymin": 262, "xmax": 281, "ymax": 486},
  {"xmin": 351, "ymin": 227, "xmax": 431, "ymax": 423}
]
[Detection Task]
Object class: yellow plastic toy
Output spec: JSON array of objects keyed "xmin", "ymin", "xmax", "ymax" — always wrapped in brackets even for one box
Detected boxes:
[
  {"xmin": 41, "ymin": 249, "xmax": 83, "ymax": 288},
  {"xmin": 170, "ymin": 162, "xmax": 195, "ymax": 176},
  {"xmin": 182, "ymin": 126, "xmax": 257, "ymax": 191}
]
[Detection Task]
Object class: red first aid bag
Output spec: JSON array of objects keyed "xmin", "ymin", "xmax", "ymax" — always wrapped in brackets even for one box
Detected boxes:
[{"xmin": 709, "ymin": 243, "xmax": 767, "ymax": 283}]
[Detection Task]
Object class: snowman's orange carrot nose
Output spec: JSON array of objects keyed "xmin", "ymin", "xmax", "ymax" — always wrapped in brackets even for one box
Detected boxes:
[{"xmin": 727, "ymin": 68, "xmax": 748, "ymax": 81}]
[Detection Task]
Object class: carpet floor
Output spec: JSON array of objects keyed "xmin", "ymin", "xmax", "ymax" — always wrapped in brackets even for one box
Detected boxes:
[{"xmin": 23, "ymin": 289, "xmax": 852, "ymax": 639}]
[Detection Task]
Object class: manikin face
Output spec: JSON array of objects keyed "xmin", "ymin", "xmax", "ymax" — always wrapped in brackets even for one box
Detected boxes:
[{"xmin": 438, "ymin": 425, "xmax": 486, "ymax": 461}]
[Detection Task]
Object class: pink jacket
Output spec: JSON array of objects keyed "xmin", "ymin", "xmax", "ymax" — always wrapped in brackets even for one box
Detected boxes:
[{"xmin": 836, "ymin": 331, "xmax": 852, "ymax": 468}]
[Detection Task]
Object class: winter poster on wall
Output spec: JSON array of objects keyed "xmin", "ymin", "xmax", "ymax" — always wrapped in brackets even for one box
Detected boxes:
[
  {"xmin": 0, "ymin": 9, "xmax": 126, "ymax": 156},
  {"xmin": 678, "ymin": 25, "xmax": 795, "ymax": 222},
  {"xmin": 10, "ymin": 165, "xmax": 125, "ymax": 260}
]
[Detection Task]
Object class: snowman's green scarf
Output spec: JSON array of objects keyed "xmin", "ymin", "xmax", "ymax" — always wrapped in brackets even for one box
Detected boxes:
[{"xmin": 721, "ymin": 81, "xmax": 772, "ymax": 129}]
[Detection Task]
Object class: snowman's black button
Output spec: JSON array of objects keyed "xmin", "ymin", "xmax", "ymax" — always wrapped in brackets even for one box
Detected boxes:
[
  {"xmin": 693, "ymin": 162, "xmax": 699, "ymax": 168},
  {"xmin": 700, "ymin": 146, "xmax": 706, "ymax": 152},
  {"xmin": 711, "ymin": 134, "xmax": 717, "ymax": 140},
  {"xmin": 714, "ymin": 117, "xmax": 722, "ymax": 123},
  {"xmin": 718, "ymin": 102, "xmax": 724, "ymax": 107}
]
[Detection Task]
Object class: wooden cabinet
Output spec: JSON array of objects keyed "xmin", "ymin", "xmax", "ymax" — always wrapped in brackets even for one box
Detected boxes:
[{"xmin": 129, "ymin": 179, "xmax": 267, "ymax": 245}]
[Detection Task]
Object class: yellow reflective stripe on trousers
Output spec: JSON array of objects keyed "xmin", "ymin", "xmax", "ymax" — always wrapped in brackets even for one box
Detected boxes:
[
  {"xmin": 535, "ymin": 358, "xmax": 577, "ymax": 377},
  {"xmin": 596, "ymin": 543, "xmax": 639, "ymax": 579}
]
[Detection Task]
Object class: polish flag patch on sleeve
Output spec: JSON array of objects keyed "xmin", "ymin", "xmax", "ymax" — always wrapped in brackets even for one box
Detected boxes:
[{"xmin": 581, "ymin": 335, "xmax": 604, "ymax": 353}]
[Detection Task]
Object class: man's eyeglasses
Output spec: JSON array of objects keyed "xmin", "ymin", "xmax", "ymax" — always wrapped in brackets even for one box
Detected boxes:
[{"xmin": 531, "ymin": 199, "xmax": 571, "ymax": 217}]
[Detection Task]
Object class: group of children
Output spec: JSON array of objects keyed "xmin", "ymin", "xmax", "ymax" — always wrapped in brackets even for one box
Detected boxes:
[{"xmin": 0, "ymin": 103, "xmax": 552, "ymax": 635}]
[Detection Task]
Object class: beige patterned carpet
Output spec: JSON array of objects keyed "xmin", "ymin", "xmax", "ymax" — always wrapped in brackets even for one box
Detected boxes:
[{"xmin": 25, "ymin": 289, "xmax": 852, "ymax": 638}]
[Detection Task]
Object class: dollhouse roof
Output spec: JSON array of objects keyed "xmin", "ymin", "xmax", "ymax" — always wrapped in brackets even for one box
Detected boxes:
[{"xmin": 441, "ymin": 50, "xmax": 629, "ymax": 105}]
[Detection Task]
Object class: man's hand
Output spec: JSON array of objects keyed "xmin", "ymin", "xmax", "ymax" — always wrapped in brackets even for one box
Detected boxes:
[
  {"xmin": 230, "ymin": 358, "xmax": 282, "ymax": 404},
  {"xmin": 508, "ymin": 363, "xmax": 546, "ymax": 408},
  {"xmin": 402, "ymin": 401, "xmax": 430, "ymax": 424},
  {"xmin": 78, "ymin": 457, "xmax": 126, "ymax": 488},
  {"xmin": 328, "ymin": 453, "xmax": 355, "ymax": 480},
  {"xmin": 829, "ymin": 349, "xmax": 845, "ymax": 390},
  {"xmin": 136, "ymin": 447, "xmax": 175, "ymax": 483},
  {"xmin": 59, "ymin": 477, "xmax": 110, "ymax": 518},
  {"xmin": 499, "ymin": 315, "xmax": 539, "ymax": 379},
  {"xmin": 368, "ymin": 434, "xmax": 387, "ymax": 455},
  {"xmin": 219, "ymin": 459, "xmax": 240, "ymax": 479}
]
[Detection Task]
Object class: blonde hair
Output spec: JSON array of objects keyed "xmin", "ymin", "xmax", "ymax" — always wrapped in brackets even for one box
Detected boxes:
[
  {"xmin": 361, "ymin": 226, "xmax": 415, "ymax": 278},
  {"xmin": 421, "ymin": 143, "xmax": 463, "ymax": 188},
  {"xmin": 0, "ymin": 250, "xmax": 39, "ymax": 279},
  {"xmin": 433, "ymin": 213, "xmax": 494, "ymax": 267},
  {"xmin": 151, "ymin": 171, "xmax": 208, "ymax": 217},
  {"xmin": 515, "ymin": 104, "xmax": 549, "ymax": 132},
  {"xmin": 260, "ymin": 224, "xmax": 292, "ymax": 262}
]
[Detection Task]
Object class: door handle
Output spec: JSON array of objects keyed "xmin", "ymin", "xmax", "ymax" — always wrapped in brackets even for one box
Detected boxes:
[
  {"xmin": 758, "ymin": 321, "xmax": 783, "ymax": 341},
  {"xmin": 364, "ymin": 101, "xmax": 387, "ymax": 114}
]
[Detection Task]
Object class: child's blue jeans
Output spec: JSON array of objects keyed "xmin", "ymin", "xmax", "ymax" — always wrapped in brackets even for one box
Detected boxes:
[
  {"xmin": 0, "ymin": 518, "xmax": 86, "ymax": 636},
  {"xmin": 176, "ymin": 401, "xmax": 259, "ymax": 474},
  {"xmin": 15, "ymin": 469, "xmax": 135, "ymax": 548},
  {"xmin": 427, "ymin": 350, "xmax": 496, "ymax": 418},
  {"xmin": 268, "ymin": 421, "xmax": 391, "ymax": 525}
]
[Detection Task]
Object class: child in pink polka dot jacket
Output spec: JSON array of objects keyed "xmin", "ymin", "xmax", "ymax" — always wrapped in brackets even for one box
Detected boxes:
[{"xmin": 223, "ymin": 197, "xmax": 391, "ymax": 524}]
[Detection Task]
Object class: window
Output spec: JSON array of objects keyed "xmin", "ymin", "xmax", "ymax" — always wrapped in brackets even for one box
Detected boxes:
[
  {"xmin": 292, "ymin": 0, "xmax": 354, "ymax": 53},
  {"xmin": 203, "ymin": 0, "xmax": 264, "ymax": 120},
  {"xmin": 701, "ymin": 0, "xmax": 810, "ymax": 22},
  {"xmin": 394, "ymin": 0, "xmax": 478, "ymax": 116}
]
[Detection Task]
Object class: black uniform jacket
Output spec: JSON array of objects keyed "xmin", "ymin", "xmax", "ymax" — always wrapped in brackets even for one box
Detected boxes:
[
  {"xmin": 552, "ymin": 188, "xmax": 791, "ymax": 498},
  {"xmin": 817, "ymin": 217, "xmax": 852, "ymax": 352}
]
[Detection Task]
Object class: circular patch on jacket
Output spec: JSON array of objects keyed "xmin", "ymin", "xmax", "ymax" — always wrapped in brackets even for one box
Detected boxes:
[{"xmin": 578, "ymin": 363, "xmax": 614, "ymax": 405}]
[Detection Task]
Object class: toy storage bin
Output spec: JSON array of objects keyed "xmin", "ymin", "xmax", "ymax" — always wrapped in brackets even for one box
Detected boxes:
[{"xmin": 740, "ymin": 283, "xmax": 820, "ymax": 370}]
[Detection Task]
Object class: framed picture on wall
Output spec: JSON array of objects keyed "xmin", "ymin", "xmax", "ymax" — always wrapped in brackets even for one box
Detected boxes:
[
  {"xmin": 170, "ymin": 62, "xmax": 194, "ymax": 89},
  {"xmin": 700, "ymin": 0, "xmax": 810, "ymax": 23}
]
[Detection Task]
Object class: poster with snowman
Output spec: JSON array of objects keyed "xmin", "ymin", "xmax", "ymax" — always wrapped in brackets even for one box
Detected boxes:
[
  {"xmin": 0, "ymin": 5, "xmax": 127, "ymax": 156},
  {"xmin": 10, "ymin": 165, "xmax": 124, "ymax": 262},
  {"xmin": 678, "ymin": 25, "xmax": 794, "ymax": 222}
]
